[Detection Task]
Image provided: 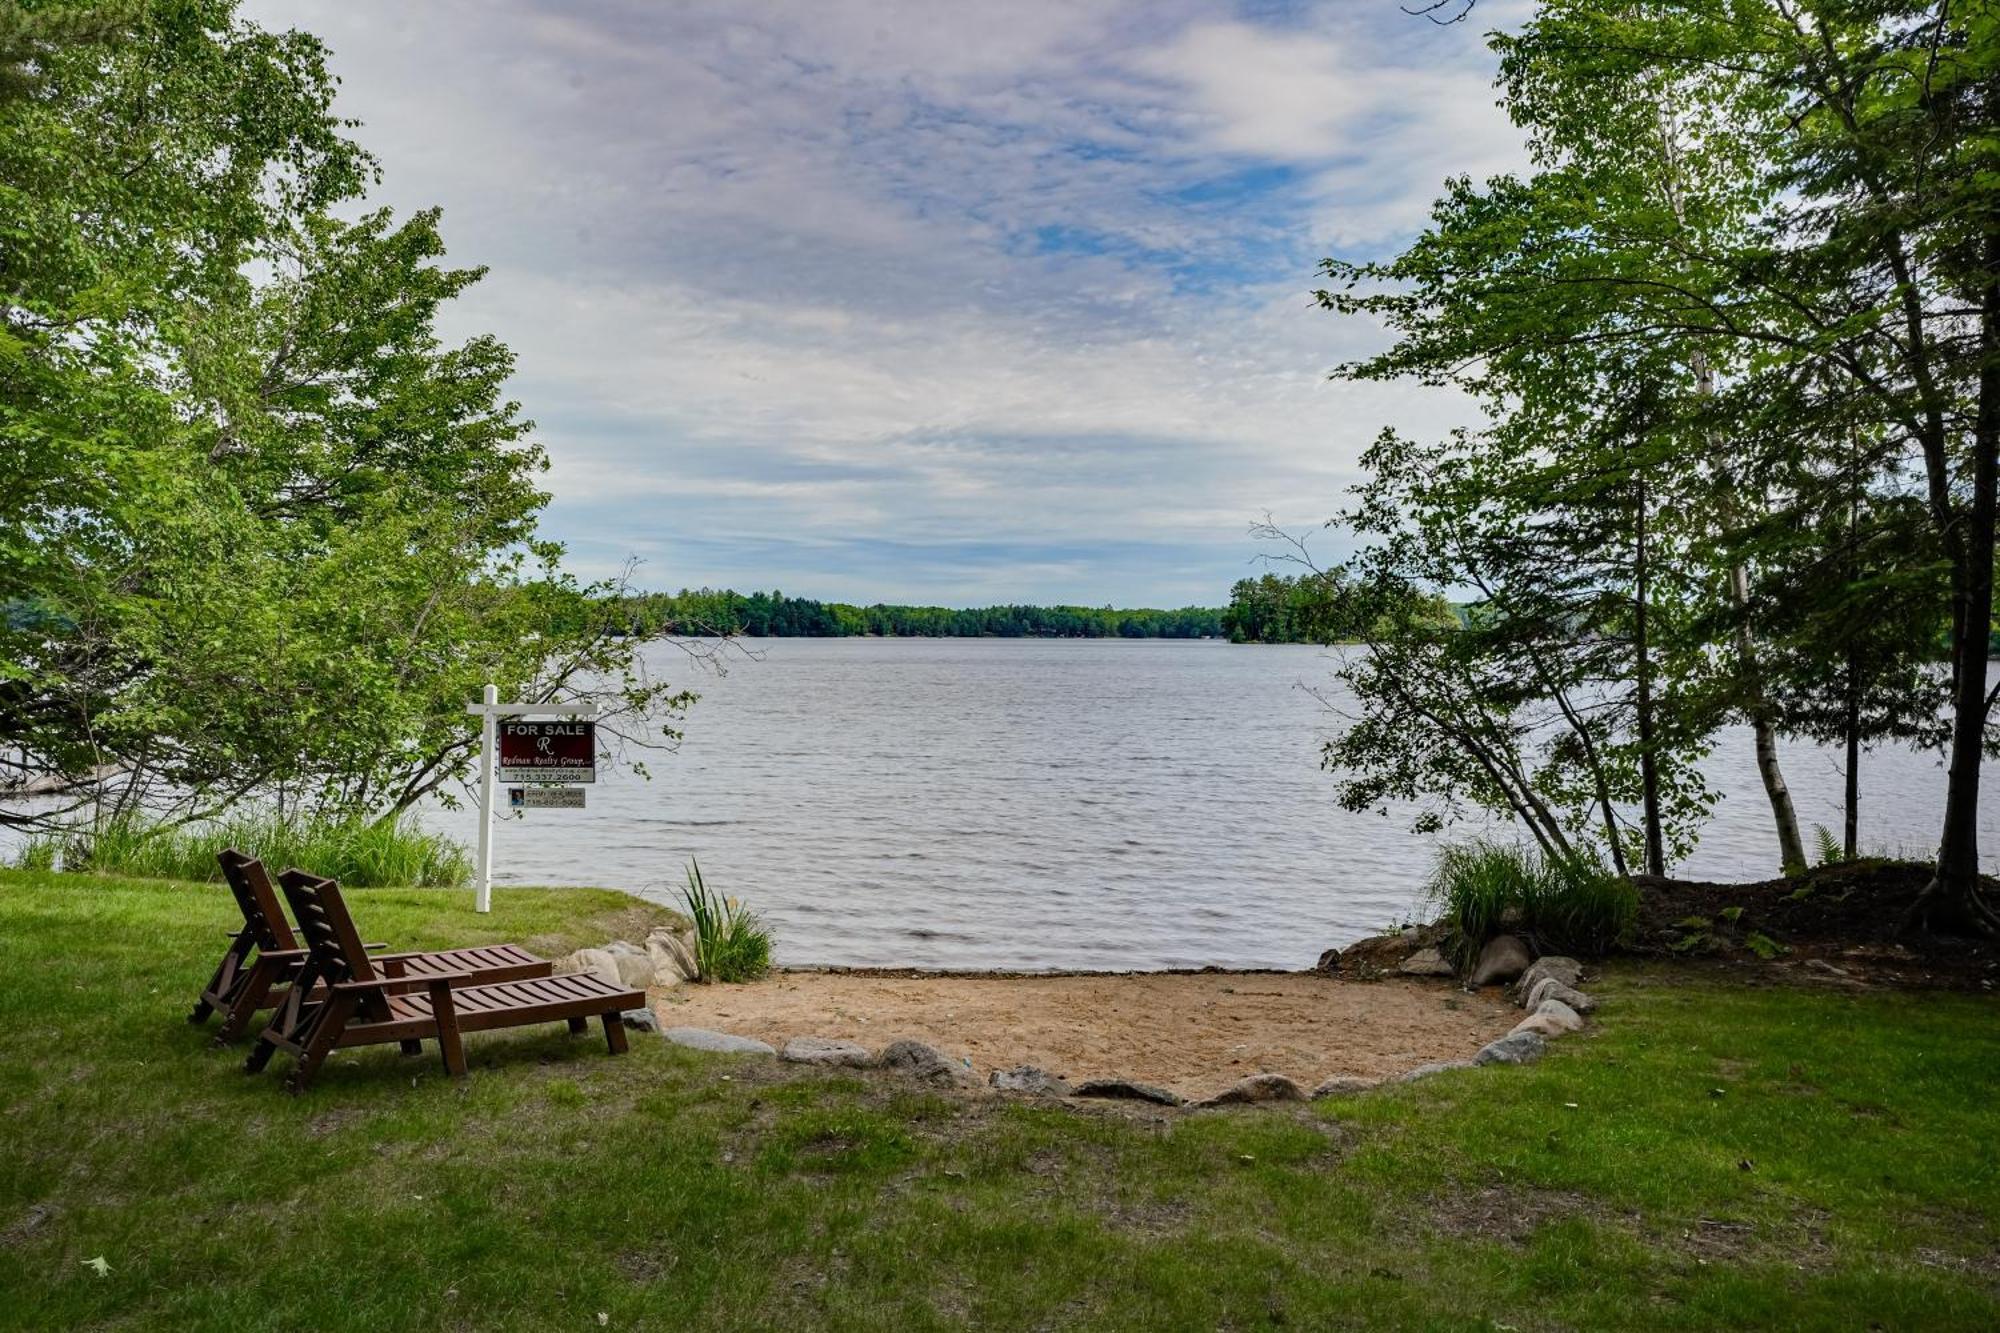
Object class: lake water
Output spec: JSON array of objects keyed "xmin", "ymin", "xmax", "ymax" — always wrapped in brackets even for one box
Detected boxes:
[{"xmin": 426, "ymin": 637, "xmax": 1997, "ymax": 971}]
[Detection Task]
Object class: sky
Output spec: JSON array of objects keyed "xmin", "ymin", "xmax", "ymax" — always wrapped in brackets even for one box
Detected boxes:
[{"xmin": 245, "ymin": 0, "xmax": 1529, "ymax": 608}]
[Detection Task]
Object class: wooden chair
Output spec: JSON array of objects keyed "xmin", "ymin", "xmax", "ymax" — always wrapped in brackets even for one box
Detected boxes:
[
  {"xmin": 192, "ymin": 849, "xmax": 551, "ymax": 1044},
  {"xmin": 248, "ymin": 868, "xmax": 644, "ymax": 1091}
]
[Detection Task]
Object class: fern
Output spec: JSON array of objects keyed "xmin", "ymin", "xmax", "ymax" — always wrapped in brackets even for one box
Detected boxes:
[{"xmin": 1811, "ymin": 824, "xmax": 1847, "ymax": 867}]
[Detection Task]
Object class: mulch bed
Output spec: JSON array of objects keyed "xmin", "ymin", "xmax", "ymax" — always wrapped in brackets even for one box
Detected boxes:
[{"xmin": 1629, "ymin": 859, "xmax": 2000, "ymax": 991}]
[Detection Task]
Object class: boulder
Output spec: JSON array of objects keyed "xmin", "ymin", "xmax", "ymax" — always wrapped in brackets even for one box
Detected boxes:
[
  {"xmin": 1527, "ymin": 978, "xmax": 1597, "ymax": 1014},
  {"xmin": 990, "ymin": 1066, "xmax": 1071, "ymax": 1097},
  {"xmin": 599, "ymin": 940, "xmax": 656, "ymax": 989},
  {"xmin": 556, "ymin": 947, "xmax": 625, "ymax": 988},
  {"xmin": 1514, "ymin": 956, "xmax": 1584, "ymax": 1005},
  {"xmin": 1398, "ymin": 1060, "xmax": 1476, "ymax": 1083},
  {"xmin": 1313, "ymin": 947, "xmax": 1341, "ymax": 975},
  {"xmin": 1333, "ymin": 930, "xmax": 1420, "ymax": 978},
  {"xmin": 1508, "ymin": 1013, "xmax": 1567, "ymax": 1040},
  {"xmin": 1399, "ymin": 947, "xmax": 1456, "ymax": 978},
  {"xmin": 1467, "ymin": 934, "xmax": 1533, "ymax": 987},
  {"xmin": 780, "ymin": 1036, "xmax": 875, "ymax": 1068},
  {"xmin": 878, "ymin": 1039, "xmax": 974, "ymax": 1087},
  {"xmin": 645, "ymin": 926, "xmax": 696, "ymax": 986},
  {"xmin": 1070, "ymin": 1077, "xmax": 1186, "ymax": 1107},
  {"xmin": 620, "ymin": 1006, "xmax": 661, "ymax": 1034},
  {"xmin": 1193, "ymin": 1074, "xmax": 1304, "ymax": 1108},
  {"xmin": 1310, "ymin": 1076, "xmax": 1378, "ymax": 1099},
  {"xmin": 1474, "ymin": 1031, "xmax": 1547, "ymax": 1066},
  {"xmin": 662, "ymin": 1026, "xmax": 776, "ymax": 1056},
  {"xmin": 1532, "ymin": 999, "xmax": 1585, "ymax": 1033}
]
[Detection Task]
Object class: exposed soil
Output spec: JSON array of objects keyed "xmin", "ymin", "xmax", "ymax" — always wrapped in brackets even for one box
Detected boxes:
[
  {"xmin": 1631, "ymin": 859, "xmax": 2000, "ymax": 991},
  {"xmin": 656, "ymin": 969, "xmax": 1519, "ymax": 1100}
]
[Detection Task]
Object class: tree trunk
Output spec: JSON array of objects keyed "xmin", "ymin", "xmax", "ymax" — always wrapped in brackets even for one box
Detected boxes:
[
  {"xmin": 1635, "ymin": 468, "xmax": 1665, "ymax": 875},
  {"xmin": 1734, "ymin": 567, "xmax": 1808, "ymax": 875},
  {"xmin": 1842, "ymin": 652, "xmax": 1860, "ymax": 861},
  {"xmin": 1917, "ymin": 230, "xmax": 1999, "ymax": 934}
]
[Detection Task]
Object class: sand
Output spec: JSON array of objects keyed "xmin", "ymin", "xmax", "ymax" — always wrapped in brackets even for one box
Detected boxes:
[{"xmin": 654, "ymin": 969, "xmax": 1520, "ymax": 1099}]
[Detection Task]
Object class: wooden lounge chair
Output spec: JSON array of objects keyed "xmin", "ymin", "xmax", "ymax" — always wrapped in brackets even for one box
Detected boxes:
[
  {"xmin": 192, "ymin": 849, "xmax": 551, "ymax": 1044},
  {"xmin": 248, "ymin": 867, "xmax": 644, "ymax": 1091}
]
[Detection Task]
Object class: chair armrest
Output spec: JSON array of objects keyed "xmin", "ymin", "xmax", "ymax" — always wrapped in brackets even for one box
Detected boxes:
[{"xmin": 345, "ymin": 970, "xmax": 479, "ymax": 997}]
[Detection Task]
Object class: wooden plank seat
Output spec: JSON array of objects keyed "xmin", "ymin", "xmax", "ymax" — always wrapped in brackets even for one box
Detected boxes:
[
  {"xmin": 192, "ymin": 849, "xmax": 551, "ymax": 1045},
  {"xmin": 249, "ymin": 868, "xmax": 644, "ymax": 1091}
]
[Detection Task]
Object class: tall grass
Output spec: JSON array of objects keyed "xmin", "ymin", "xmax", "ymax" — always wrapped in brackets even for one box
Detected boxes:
[
  {"xmin": 1425, "ymin": 840, "xmax": 1637, "ymax": 970},
  {"xmin": 676, "ymin": 858, "xmax": 771, "ymax": 982},
  {"xmin": 14, "ymin": 809, "xmax": 471, "ymax": 888}
]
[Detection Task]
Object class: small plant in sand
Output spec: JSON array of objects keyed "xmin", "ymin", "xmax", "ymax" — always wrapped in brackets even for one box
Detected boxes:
[{"xmin": 676, "ymin": 858, "xmax": 772, "ymax": 983}]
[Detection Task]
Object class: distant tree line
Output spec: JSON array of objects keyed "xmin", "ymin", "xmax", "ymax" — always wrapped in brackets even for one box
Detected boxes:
[
  {"xmin": 1219, "ymin": 571, "xmax": 1455, "ymax": 644},
  {"xmin": 614, "ymin": 589, "xmax": 1226, "ymax": 639}
]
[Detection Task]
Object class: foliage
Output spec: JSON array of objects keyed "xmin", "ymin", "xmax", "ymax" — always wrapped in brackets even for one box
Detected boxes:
[
  {"xmin": 0, "ymin": 1, "xmax": 694, "ymax": 834},
  {"xmin": 16, "ymin": 809, "xmax": 470, "ymax": 887},
  {"xmin": 6, "ymin": 870, "xmax": 2000, "ymax": 1329},
  {"xmin": 676, "ymin": 858, "xmax": 771, "ymax": 983},
  {"xmin": 616, "ymin": 587, "xmax": 1225, "ymax": 640},
  {"xmin": 1424, "ymin": 840, "xmax": 1637, "ymax": 969},
  {"xmin": 1219, "ymin": 570, "xmax": 1390, "ymax": 644}
]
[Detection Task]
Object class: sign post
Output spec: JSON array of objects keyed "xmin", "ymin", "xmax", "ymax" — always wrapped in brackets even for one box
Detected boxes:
[{"xmin": 465, "ymin": 684, "xmax": 597, "ymax": 913}]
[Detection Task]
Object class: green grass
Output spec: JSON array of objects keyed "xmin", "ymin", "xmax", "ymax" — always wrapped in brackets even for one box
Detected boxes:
[
  {"xmin": 16, "ymin": 808, "xmax": 472, "ymax": 887},
  {"xmin": 1, "ymin": 869, "xmax": 1997, "ymax": 1330},
  {"xmin": 1427, "ymin": 840, "xmax": 1638, "ymax": 969}
]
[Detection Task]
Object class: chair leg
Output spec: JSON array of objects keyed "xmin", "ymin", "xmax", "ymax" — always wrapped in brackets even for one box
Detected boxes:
[
  {"xmin": 429, "ymin": 980, "xmax": 466, "ymax": 1077},
  {"xmin": 244, "ymin": 1039, "xmax": 276, "ymax": 1074},
  {"xmin": 567, "ymin": 1016, "xmax": 588, "ymax": 1035},
  {"xmin": 602, "ymin": 1012, "xmax": 629, "ymax": 1055},
  {"xmin": 188, "ymin": 998, "xmax": 214, "ymax": 1025},
  {"xmin": 215, "ymin": 959, "xmax": 277, "ymax": 1044},
  {"xmin": 284, "ymin": 995, "xmax": 355, "ymax": 1093}
]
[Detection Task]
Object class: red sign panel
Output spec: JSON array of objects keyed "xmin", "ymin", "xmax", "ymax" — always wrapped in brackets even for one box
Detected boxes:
[{"xmin": 497, "ymin": 720, "xmax": 596, "ymax": 784}]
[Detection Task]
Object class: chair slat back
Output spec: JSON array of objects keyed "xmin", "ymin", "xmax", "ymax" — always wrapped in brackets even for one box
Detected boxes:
[
  {"xmin": 217, "ymin": 849, "xmax": 298, "ymax": 952},
  {"xmin": 276, "ymin": 867, "xmax": 380, "ymax": 988}
]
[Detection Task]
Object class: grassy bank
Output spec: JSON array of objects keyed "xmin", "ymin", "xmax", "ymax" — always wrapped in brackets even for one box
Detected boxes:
[
  {"xmin": 1, "ymin": 870, "xmax": 1996, "ymax": 1329},
  {"xmin": 15, "ymin": 810, "xmax": 472, "ymax": 887}
]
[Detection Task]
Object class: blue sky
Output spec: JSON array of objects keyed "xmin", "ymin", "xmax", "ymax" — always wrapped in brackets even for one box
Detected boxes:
[{"xmin": 247, "ymin": 0, "xmax": 1527, "ymax": 607}]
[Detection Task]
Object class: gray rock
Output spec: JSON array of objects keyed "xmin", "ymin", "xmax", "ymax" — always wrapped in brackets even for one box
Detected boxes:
[
  {"xmin": 1474, "ymin": 1031, "xmax": 1547, "ymax": 1066},
  {"xmin": 1527, "ymin": 978, "xmax": 1597, "ymax": 1014},
  {"xmin": 1070, "ymin": 1077, "xmax": 1186, "ymax": 1107},
  {"xmin": 1398, "ymin": 1060, "xmax": 1476, "ymax": 1083},
  {"xmin": 1468, "ymin": 934, "xmax": 1533, "ymax": 987},
  {"xmin": 1399, "ymin": 947, "xmax": 1456, "ymax": 978},
  {"xmin": 620, "ymin": 1006, "xmax": 660, "ymax": 1033},
  {"xmin": 600, "ymin": 941, "xmax": 656, "ymax": 989},
  {"xmin": 780, "ymin": 1036, "xmax": 875, "ymax": 1067},
  {"xmin": 1193, "ymin": 1073, "xmax": 1305, "ymax": 1108},
  {"xmin": 1532, "ymin": 998, "xmax": 1585, "ymax": 1032},
  {"xmin": 990, "ymin": 1065, "xmax": 1071, "ymax": 1097},
  {"xmin": 662, "ymin": 1026, "xmax": 776, "ymax": 1056},
  {"xmin": 557, "ymin": 947, "xmax": 626, "ymax": 989},
  {"xmin": 1314, "ymin": 947, "xmax": 1341, "ymax": 975},
  {"xmin": 1310, "ymin": 1076, "xmax": 1378, "ymax": 1099},
  {"xmin": 645, "ymin": 926, "xmax": 696, "ymax": 986},
  {"xmin": 1515, "ymin": 956, "xmax": 1584, "ymax": 1005},
  {"xmin": 878, "ymin": 1038, "xmax": 974, "ymax": 1087},
  {"xmin": 1508, "ymin": 1012, "xmax": 1567, "ymax": 1040}
]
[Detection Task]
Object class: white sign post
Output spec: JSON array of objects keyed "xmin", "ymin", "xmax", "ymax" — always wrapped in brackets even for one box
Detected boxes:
[{"xmin": 465, "ymin": 684, "xmax": 598, "ymax": 913}]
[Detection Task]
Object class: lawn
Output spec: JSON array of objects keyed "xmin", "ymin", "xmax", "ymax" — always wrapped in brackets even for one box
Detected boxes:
[{"xmin": 1, "ymin": 869, "xmax": 1996, "ymax": 1330}]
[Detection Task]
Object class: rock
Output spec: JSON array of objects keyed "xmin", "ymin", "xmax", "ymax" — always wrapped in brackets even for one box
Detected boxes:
[
  {"xmin": 1532, "ymin": 998, "xmax": 1585, "ymax": 1032},
  {"xmin": 1314, "ymin": 947, "xmax": 1341, "ymax": 975},
  {"xmin": 1468, "ymin": 934, "xmax": 1533, "ymax": 987},
  {"xmin": 1310, "ymin": 1075, "xmax": 1378, "ymax": 1098},
  {"xmin": 557, "ymin": 947, "xmax": 626, "ymax": 988},
  {"xmin": 1527, "ymin": 978, "xmax": 1597, "ymax": 1014},
  {"xmin": 620, "ymin": 1006, "xmax": 660, "ymax": 1033},
  {"xmin": 878, "ymin": 1039, "xmax": 974, "ymax": 1087},
  {"xmin": 645, "ymin": 926, "xmax": 696, "ymax": 986},
  {"xmin": 1514, "ymin": 956, "xmax": 1584, "ymax": 1005},
  {"xmin": 662, "ymin": 1026, "xmax": 776, "ymax": 1056},
  {"xmin": 780, "ymin": 1036, "xmax": 875, "ymax": 1067},
  {"xmin": 1334, "ymin": 932, "xmax": 1415, "ymax": 978},
  {"xmin": 1399, "ymin": 947, "xmax": 1456, "ymax": 978},
  {"xmin": 1070, "ymin": 1077, "xmax": 1186, "ymax": 1107},
  {"xmin": 1193, "ymin": 1074, "xmax": 1305, "ymax": 1108},
  {"xmin": 1509, "ymin": 1013, "xmax": 1567, "ymax": 1040},
  {"xmin": 990, "ymin": 1065, "xmax": 1071, "ymax": 1097},
  {"xmin": 600, "ymin": 941, "xmax": 656, "ymax": 989},
  {"xmin": 1474, "ymin": 1031, "xmax": 1547, "ymax": 1066},
  {"xmin": 1398, "ymin": 1060, "xmax": 1476, "ymax": 1083}
]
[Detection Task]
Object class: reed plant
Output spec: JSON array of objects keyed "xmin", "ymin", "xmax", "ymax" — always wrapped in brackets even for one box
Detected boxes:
[
  {"xmin": 676, "ymin": 858, "xmax": 772, "ymax": 982},
  {"xmin": 14, "ymin": 808, "xmax": 471, "ymax": 888},
  {"xmin": 1425, "ymin": 840, "xmax": 1636, "ymax": 969}
]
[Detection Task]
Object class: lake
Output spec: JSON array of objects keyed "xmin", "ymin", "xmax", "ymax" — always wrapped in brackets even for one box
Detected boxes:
[{"xmin": 427, "ymin": 636, "xmax": 1993, "ymax": 971}]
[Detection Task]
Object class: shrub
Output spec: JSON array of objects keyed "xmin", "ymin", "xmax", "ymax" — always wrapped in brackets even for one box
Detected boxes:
[
  {"xmin": 13, "ymin": 809, "xmax": 471, "ymax": 887},
  {"xmin": 676, "ymin": 858, "xmax": 771, "ymax": 983},
  {"xmin": 1425, "ymin": 839, "xmax": 1636, "ymax": 967}
]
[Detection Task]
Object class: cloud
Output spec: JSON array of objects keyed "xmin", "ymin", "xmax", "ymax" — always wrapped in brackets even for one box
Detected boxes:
[{"xmin": 245, "ymin": 0, "xmax": 1525, "ymax": 604}]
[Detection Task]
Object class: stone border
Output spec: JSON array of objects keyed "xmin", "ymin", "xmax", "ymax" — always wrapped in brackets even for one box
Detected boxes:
[{"xmin": 638, "ymin": 955, "xmax": 1604, "ymax": 1111}]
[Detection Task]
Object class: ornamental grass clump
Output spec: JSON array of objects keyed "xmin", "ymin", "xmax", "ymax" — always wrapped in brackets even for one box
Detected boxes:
[
  {"xmin": 677, "ymin": 858, "xmax": 772, "ymax": 983},
  {"xmin": 14, "ymin": 809, "xmax": 471, "ymax": 888},
  {"xmin": 1426, "ymin": 840, "xmax": 1636, "ymax": 970}
]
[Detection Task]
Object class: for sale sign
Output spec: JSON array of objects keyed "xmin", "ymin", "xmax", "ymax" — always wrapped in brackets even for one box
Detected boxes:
[{"xmin": 497, "ymin": 719, "xmax": 596, "ymax": 784}]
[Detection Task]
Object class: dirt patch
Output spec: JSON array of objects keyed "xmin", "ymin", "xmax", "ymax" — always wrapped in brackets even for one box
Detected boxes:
[
  {"xmin": 655, "ymin": 969, "xmax": 1518, "ymax": 1099},
  {"xmin": 1632, "ymin": 860, "xmax": 2000, "ymax": 990}
]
